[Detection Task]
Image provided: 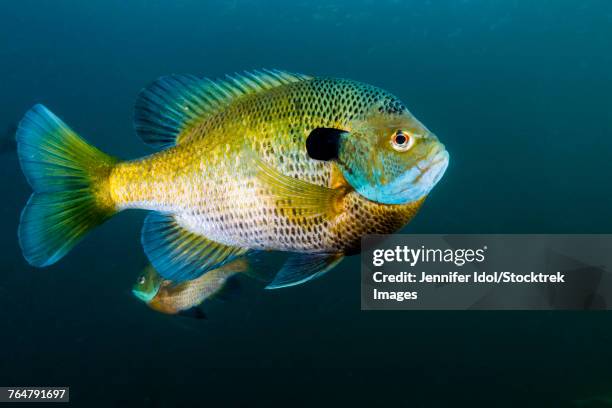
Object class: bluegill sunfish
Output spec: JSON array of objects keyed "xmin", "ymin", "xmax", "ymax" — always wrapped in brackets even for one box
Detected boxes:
[{"xmin": 16, "ymin": 70, "xmax": 448, "ymax": 289}]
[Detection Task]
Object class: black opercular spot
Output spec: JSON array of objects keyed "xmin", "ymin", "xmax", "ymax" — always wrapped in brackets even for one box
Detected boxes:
[{"xmin": 306, "ymin": 128, "xmax": 345, "ymax": 161}]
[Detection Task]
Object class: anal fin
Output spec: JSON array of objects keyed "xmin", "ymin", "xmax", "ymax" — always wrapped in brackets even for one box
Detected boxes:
[
  {"xmin": 265, "ymin": 253, "xmax": 344, "ymax": 289},
  {"xmin": 142, "ymin": 212, "xmax": 250, "ymax": 283}
]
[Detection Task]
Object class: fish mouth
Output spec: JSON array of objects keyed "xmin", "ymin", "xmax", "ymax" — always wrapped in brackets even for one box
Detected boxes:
[
  {"xmin": 415, "ymin": 148, "xmax": 449, "ymax": 187},
  {"xmin": 392, "ymin": 146, "xmax": 449, "ymax": 202},
  {"xmin": 132, "ymin": 288, "xmax": 157, "ymax": 303}
]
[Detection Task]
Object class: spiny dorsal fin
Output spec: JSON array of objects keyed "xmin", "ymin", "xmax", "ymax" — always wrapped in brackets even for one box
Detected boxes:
[{"xmin": 134, "ymin": 69, "xmax": 311, "ymax": 149}]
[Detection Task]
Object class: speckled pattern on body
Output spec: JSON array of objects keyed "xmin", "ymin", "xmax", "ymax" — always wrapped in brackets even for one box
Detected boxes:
[{"xmin": 109, "ymin": 74, "xmax": 425, "ymax": 254}]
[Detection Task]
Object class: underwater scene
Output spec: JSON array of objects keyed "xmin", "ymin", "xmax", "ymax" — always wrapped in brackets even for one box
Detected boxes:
[{"xmin": 1, "ymin": 0, "xmax": 611, "ymax": 406}]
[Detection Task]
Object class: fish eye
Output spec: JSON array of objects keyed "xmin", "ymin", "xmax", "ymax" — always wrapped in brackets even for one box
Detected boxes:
[
  {"xmin": 391, "ymin": 130, "xmax": 414, "ymax": 152},
  {"xmin": 138, "ymin": 275, "xmax": 146, "ymax": 285}
]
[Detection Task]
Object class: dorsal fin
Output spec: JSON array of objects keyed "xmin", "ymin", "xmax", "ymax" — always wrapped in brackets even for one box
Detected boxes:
[{"xmin": 134, "ymin": 69, "xmax": 311, "ymax": 149}]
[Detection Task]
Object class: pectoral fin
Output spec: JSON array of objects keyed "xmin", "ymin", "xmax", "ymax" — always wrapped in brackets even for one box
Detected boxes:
[
  {"xmin": 253, "ymin": 155, "xmax": 347, "ymax": 220},
  {"xmin": 141, "ymin": 212, "xmax": 250, "ymax": 283},
  {"xmin": 265, "ymin": 253, "xmax": 344, "ymax": 289},
  {"xmin": 329, "ymin": 163, "xmax": 351, "ymax": 189}
]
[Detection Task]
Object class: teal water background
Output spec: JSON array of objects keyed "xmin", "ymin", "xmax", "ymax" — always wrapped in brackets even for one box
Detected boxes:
[{"xmin": 1, "ymin": 1, "xmax": 611, "ymax": 406}]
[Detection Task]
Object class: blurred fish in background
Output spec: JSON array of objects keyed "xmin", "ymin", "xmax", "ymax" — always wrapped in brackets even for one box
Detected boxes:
[{"xmin": 132, "ymin": 255, "xmax": 274, "ymax": 319}]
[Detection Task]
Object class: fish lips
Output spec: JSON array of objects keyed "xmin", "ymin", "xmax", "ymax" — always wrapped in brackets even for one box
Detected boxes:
[
  {"xmin": 415, "ymin": 149, "xmax": 449, "ymax": 192},
  {"xmin": 132, "ymin": 287, "xmax": 158, "ymax": 303},
  {"xmin": 361, "ymin": 149, "xmax": 449, "ymax": 205}
]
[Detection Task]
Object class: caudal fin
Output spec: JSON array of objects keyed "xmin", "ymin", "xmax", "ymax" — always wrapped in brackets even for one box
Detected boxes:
[{"xmin": 16, "ymin": 104, "xmax": 117, "ymax": 267}]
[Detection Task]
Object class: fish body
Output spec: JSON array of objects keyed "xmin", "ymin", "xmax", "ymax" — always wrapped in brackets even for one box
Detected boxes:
[
  {"xmin": 133, "ymin": 258, "xmax": 249, "ymax": 316},
  {"xmin": 109, "ymin": 77, "xmax": 429, "ymax": 253},
  {"xmin": 16, "ymin": 70, "xmax": 448, "ymax": 288}
]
